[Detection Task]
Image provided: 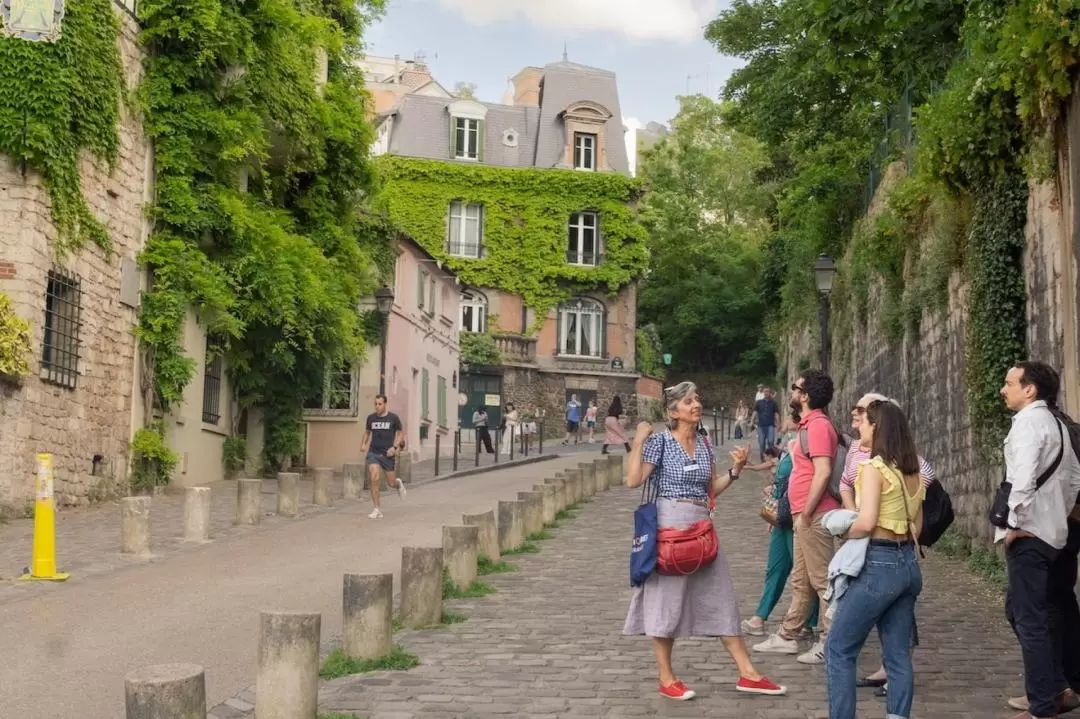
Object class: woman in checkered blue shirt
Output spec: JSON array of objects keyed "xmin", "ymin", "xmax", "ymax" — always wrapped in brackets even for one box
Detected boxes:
[{"xmin": 622, "ymin": 381, "xmax": 786, "ymax": 701}]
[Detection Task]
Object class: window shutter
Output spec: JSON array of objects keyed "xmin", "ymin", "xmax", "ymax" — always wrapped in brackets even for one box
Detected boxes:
[
  {"xmin": 450, "ymin": 117, "xmax": 458, "ymax": 158},
  {"xmin": 477, "ymin": 120, "xmax": 485, "ymax": 162},
  {"xmin": 417, "ymin": 267, "xmax": 424, "ymax": 309},
  {"xmin": 555, "ymin": 307, "xmax": 562, "ymax": 355}
]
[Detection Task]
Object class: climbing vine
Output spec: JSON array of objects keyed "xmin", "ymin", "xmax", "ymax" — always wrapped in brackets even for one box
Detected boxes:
[
  {"xmin": 0, "ymin": 292, "xmax": 31, "ymax": 379},
  {"xmin": 376, "ymin": 156, "xmax": 648, "ymax": 329},
  {"xmin": 0, "ymin": 0, "xmax": 122, "ymax": 252},
  {"xmin": 136, "ymin": 0, "xmax": 392, "ymax": 470}
]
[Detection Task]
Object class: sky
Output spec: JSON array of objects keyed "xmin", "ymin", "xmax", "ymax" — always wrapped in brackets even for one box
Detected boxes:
[{"xmin": 364, "ymin": 0, "xmax": 742, "ymax": 173}]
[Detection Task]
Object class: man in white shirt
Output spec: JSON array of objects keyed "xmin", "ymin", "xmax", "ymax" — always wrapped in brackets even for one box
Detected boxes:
[{"xmin": 998, "ymin": 361, "xmax": 1080, "ymax": 719}]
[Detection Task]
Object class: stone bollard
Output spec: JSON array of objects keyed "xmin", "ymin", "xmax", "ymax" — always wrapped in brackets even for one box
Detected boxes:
[
  {"xmin": 312, "ymin": 467, "xmax": 333, "ymax": 507},
  {"xmin": 608, "ymin": 454, "xmax": 625, "ymax": 488},
  {"xmin": 124, "ymin": 663, "xmax": 206, "ymax": 719},
  {"xmin": 517, "ymin": 491, "xmax": 543, "ymax": 537},
  {"xmin": 462, "ymin": 510, "xmax": 500, "ymax": 561},
  {"xmin": 497, "ymin": 500, "xmax": 525, "ymax": 552},
  {"xmin": 343, "ymin": 463, "xmax": 364, "ymax": 500},
  {"xmin": 121, "ymin": 497, "xmax": 151, "ymax": 556},
  {"xmin": 183, "ymin": 487, "xmax": 212, "ymax": 543},
  {"xmin": 236, "ymin": 478, "xmax": 262, "ymax": 525},
  {"xmin": 343, "ymin": 573, "xmax": 393, "ymax": 661},
  {"xmin": 276, "ymin": 472, "xmax": 300, "ymax": 517},
  {"xmin": 579, "ymin": 462, "xmax": 597, "ymax": 497},
  {"xmin": 544, "ymin": 476, "xmax": 567, "ymax": 512},
  {"xmin": 592, "ymin": 458, "xmax": 609, "ymax": 492},
  {"xmin": 442, "ymin": 525, "xmax": 479, "ymax": 591},
  {"xmin": 535, "ymin": 483, "xmax": 557, "ymax": 525},
  {"xmin": 564, "ymin": 468, "xmax": 584, "ymax": 504},
  {"xmin": 396, "ymin": 452, "xmax": 413, "ymax": 485},
  {"xmin": 400, "ymin": 547, "xmax": 443, "ymax": 628},
  {"xmin": 255, "ymin": 611, "xmax": 321, "ymax": 719}
]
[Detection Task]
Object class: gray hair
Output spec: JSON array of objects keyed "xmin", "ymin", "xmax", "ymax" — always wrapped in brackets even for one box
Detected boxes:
[{"xmin": 663, "ymin": 381, "xmax": 698, "ymax": 428}]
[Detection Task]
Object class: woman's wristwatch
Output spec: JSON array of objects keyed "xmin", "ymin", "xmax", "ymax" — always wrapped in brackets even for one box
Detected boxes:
[{"xmin": 728, "ymin": 468, "xmax": 741, "ymax": 481}]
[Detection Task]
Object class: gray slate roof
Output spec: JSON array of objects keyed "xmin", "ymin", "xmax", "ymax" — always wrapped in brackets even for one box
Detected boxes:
[{"xmin": 382, "ymin": 60, "xmax": 629, "ymax": 175}]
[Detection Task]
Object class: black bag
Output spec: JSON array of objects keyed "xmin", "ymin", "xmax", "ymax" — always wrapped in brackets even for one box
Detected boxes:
[
  {"xmin": 918, "ymin": 479, "xmax": 954, "ymax": 548},
  {"xmin": 798, "ymin": 417, "xmax": 851, "ymax": 502},
  {"xmin": 776, "ymin": 493, "xmax": 793, "ymax": 529},
  {"xmin": 988, "ymin": 418, "xmax": 1064, "ymax": 529}
]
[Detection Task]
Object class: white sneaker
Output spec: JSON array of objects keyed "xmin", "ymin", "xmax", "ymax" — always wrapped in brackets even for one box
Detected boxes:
[
  {"xmin": 368, "ymin": 508, "xmax": 383, "ymax": 519},
  {"xmin": 752, "ymin": 634, "xmax": 799, "ymax": 654},
  {"xmin": 741, "ymin": 619, "xmax": 766, "ymax": 636},
  {"xmin": 395, "ymin": 480, "xmax": 407, "ymax": 499},
  {"xmin": 797, "ymin": 639, "xmax": 826, "ymax": 664}
]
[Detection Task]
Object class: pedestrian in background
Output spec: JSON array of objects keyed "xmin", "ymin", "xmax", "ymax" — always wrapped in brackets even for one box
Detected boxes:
[
  {"xmin": 472, "ymin": 405, "xmax": 495, "ymax": 455},
  {"xmin": 602, "ymin": 395, "xmax": 631, "ymax": 454}
]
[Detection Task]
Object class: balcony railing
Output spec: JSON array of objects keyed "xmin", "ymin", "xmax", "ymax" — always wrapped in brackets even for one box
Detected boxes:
[{"xmin": 492, "ymin": 333, "xmax": 537, "ymax": 364}]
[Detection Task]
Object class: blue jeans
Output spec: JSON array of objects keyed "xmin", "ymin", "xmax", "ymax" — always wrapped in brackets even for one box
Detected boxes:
[
  {"xmin": 825, "ymin": 541, "xmax": 922, "ymax": 719},
  {"xmin": 757, "ymin": 424, "xmax": 776, "ymax": 459}
]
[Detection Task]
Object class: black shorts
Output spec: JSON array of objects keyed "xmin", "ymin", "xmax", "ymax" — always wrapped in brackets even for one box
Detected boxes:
[
  {"xmin": 366, "ymin": 451, "xmax": 395, "ymax": 471},
  {"xmin": 566, "ymin": 420, "xmax": 580, "ymax": 433}
]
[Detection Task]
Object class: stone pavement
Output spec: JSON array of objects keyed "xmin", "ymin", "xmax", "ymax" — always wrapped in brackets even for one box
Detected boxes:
[
  {"xmin": 0, "ymin": 442, "xmax": 600, "ymax": 604},
  {"xmin": 235, "ymin": 440, "xmax": 1024, "ymax": 719}
]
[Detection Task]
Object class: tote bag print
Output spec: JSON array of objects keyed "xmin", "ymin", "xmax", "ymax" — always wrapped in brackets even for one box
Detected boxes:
[{"xmin": 630, "ymin": 437, "xmax": 663, "ymax": 587}]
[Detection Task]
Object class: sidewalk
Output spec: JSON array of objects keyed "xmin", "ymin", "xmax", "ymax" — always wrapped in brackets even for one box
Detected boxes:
[
  {"xmin": 282, "ymin": 437, "xmax": 1022, "ymax": 719},
  {"xmin": 0, "ymin": 454, "xmax": 606, "ymax": 719}
]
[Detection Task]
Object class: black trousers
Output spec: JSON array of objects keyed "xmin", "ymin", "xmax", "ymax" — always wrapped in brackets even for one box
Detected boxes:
[
  {"xmin": 476, "ymin": 426, "xmax": 494, "ymax": 454},
  {"xmin": 1049, "ymin": 520, "xmax": 1080, "ymax": 693},
  {"xmin": 1007, "ymin": 535, "xmax": 1065, "ymax": 717}
]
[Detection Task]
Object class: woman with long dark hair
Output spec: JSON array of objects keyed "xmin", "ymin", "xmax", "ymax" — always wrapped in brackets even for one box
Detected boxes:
[
  {"xmin": 602, "ymin": 395, "xmax": 631, "ymax": 454},
  {"xmin": 825, "ymin": 400, "xmax": 925, "ymax": 719}
]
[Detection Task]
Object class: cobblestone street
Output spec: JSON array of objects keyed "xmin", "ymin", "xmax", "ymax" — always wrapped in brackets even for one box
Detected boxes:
[{"xmin": 293, "ymin": 453, "xmax": 1023, "ymax": 719}]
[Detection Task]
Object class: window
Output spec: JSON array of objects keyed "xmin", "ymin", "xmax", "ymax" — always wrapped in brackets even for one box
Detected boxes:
[
  {"xmin": 303, "ymin": 362, "xmax": 357, "ymax": 416},
  {"xmin": 567, "ymin": 212, "xmax": 600, "ymax": 266},
  {"xmin": 453, "ymin": 117, "xmax": 482, "ymax": 160},
  {"xmin": 421, "ymin": 367, "xmax": 430, "ymax": 418},
  {"xmin": 574, "ymin": 132, "xmax": 597, "ymax": 170},
  {"xmin": 41, "ymin": 269, "xmax": 82, "ymax": 388},
  {"xmin": 202, "ymin": 340, "xmax": 223, "ymax": 425},
  {"xmin": 437, "ymin": 376, "xmax": 447, "ymax": 427},
  {"xmin": 558, "ymin": 297, "xmax": 605, "ymax": 358},
  {"xmin": 460, "ymin": 291, "xmax": 487, "ymax": 333},
  {"xmin": 447, "ymin": 201, "xmax": 483, "ymax": 257},
  {"xmin": 417, "ymin": 267, "xmax": 426, "ymax": 309}
]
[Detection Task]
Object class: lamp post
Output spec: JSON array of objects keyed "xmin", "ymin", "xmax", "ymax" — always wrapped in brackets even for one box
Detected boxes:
[
  {"xmin": 813, "ymin": 255, "xmax": 837, "ymax": 374},
  {"xmin": 375, "ymin": 286, "xmax": 395, "ymax": 396}
]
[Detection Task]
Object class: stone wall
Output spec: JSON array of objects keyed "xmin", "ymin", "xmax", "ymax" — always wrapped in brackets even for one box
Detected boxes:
[
  {"xmin": 0, "ymin": 9, "xmax": 150, "ymax": 510},
  {"xmin": 500, "ymin": 366, "xmax": 640, "ymax": 438}
]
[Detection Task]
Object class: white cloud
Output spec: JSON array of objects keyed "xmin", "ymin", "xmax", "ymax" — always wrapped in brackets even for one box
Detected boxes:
[
  {"xmin": 436, "ymin": 0, "xmax": 718, "ymax": 43},
  {"xmin": 624, "ymin": 117, "xmax": 643, "ymax": 176}
]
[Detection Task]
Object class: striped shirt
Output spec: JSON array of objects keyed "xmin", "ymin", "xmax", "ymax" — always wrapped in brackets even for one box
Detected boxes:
[
  {"xmin": 642, "ymin": 431, "xmax": 714, "ymax": 501},
  {"xmin": 840, "ymin": 443, "xmax": 936, "ymax": 492}
]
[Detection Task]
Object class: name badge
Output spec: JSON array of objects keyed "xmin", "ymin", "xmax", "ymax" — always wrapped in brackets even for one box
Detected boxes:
[{"xmin": 683, "ymin": 464, "xmax": 700, "ymax": 473}]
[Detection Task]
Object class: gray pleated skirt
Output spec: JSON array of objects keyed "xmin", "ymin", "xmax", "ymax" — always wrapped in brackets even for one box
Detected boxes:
[{"xmin": 623, "ymin": 498, "xmax": 742, "ymax": 638}]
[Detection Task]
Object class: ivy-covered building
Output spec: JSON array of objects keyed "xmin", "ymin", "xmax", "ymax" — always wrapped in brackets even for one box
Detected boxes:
[{"xmin": 372, "ymin": 59, "xmax": 650, "ymax": 431}]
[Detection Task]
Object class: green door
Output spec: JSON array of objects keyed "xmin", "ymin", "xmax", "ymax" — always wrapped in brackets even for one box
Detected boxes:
[{"xmin": 460, "ymin": 373, "xmax": 503, "ymax": 429}]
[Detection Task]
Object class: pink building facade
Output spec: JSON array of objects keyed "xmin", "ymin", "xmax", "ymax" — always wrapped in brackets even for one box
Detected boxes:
[{"xmin": 304, "ymin": 236, "xmax": 461, "ymax": 469}]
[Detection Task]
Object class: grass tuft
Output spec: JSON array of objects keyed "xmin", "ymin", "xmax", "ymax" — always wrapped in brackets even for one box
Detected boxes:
[
  {"xmin": 477, "ymin": 556, "xmax": 519, "ymax": 574},
  {"xmin": 504, "ymin": 540, "xmax": 540, "ymax": 555},
  {"xmin": 440, "ymin": 610, "xmax": 467, "ymax": 625},
  {"xmin": 442, "ymin": 569, "xmax": 497, "ymax": 599},
  {"xmin": 319, "ymin": 646, "xmax": 419, "ymax": 679},
  {"xmin": 319, "ymin": 713, "xmax": 363, "ymax": 719},
  {"xmin": 527, "ymin": 529, "xmax": 554, "ymax": 541}
]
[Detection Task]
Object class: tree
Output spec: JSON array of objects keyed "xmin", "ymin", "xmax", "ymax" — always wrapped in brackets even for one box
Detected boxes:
[
  {"xmin": 453, "ymin": 81, "xmax": 478, "ymax": 100},
  {"xmin": 637, "ymin": 95, "xmax": 774, "ymax": 375}
]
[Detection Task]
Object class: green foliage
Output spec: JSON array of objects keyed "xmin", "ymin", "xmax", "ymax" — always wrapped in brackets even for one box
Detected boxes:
[
  {"xmin": 636, "ymin": 95, "xmax": 775, "ymax": 375},
  {"xmin": 129, "ymin": 422, "xmax": 179, "ymax": 491},
  {"xmin": 476, "ymin": 556, "xmax": 518, "ymax": 574},
  {"xmin": 526, "ymin": 529, "xmax": 554, "ymax": 541},
  {"xmin": 502, "ymin": 540, "xmax": 540, "ymax": 556},
  {"xmin": 222, "ymin": 435, "xmax": 247, "ymax": 479},
  {"xmin": 319, "ymin": 646, "xmax": 419, "ymax": 679},
  {"xmin": 376, "ymin": 156, "xmax": 648, "ymax": 329},
  {"xmin": 441, "ymin": 569, "xmax": 497, "ymax": 599},
  {"xmin": 0, "ymin": 0, "xmax": 122, "ymax": 252},
  {"xmin": 459, "ymin": 331, "xmax": 501, "ymax": 366},
  {"xmin": 136, "ymin": 0, "xmax": 392, "ymax": 467},
  {"xmin": 0, "ymin": 293, "xmax": 31, "ymax": 378},
  {"xmin": 635, "ymin": 325, "xmax": 665, "ymax": 378},
  {"xmin": 439, "ymin": 610, "xmax": 468, "ymax": 625}
]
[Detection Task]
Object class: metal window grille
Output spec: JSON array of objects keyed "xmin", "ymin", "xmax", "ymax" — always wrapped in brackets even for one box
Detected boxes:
[
  {"xmin": 202, "ymin": 350, "xmax": 223, "ymax": 424},
  {"xmin": 41, "ymin": 269, "xmax": 82, "ymax": 389}
]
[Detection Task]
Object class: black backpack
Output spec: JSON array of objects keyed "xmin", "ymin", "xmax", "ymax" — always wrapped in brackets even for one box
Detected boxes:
[
  {"xmin": 918, "ymin": 478, "xmax": 954, "ymax": 548},
  {"xmin": 1051, "ymin": 407, "xmax": 1080, "ymax": 504},
  {"xmin": 798, "ymin": 416, "xmax": 851, "ymax": 502}
]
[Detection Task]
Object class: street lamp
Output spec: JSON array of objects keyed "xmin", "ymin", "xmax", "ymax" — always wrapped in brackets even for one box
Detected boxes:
[
  {"xmin": 374, "ymin": 285, "xmax": 395, "ymax": 395},
  {"xmin": 813, "ymin": 255, "xmax": 837, "ymax": 373}
]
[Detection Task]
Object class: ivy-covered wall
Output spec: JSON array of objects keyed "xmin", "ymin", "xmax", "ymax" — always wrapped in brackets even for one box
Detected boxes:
[{"xmin": 375, "ymin": 156, "xmax": 649, "ymax": 331}]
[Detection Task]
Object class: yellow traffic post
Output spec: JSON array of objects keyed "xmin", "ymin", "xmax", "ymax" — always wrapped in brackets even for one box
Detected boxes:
[{"xmin": 18, "ymin": 453, "xmax": 70, "ymax": 582}]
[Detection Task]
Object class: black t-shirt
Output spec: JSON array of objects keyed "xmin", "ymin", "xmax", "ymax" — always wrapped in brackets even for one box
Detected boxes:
[
  {"xmin": 366, "ymin": 412, "xmax": 402, "ymax": 454},
  {"xmin": 754, "ymin": 398, "xmax": 778, "ymax": 427}
]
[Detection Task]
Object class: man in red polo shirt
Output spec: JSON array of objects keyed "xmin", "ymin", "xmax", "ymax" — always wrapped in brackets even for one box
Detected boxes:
[{"xmin": 754, "ymin": 369, "xmax": 839, "ymax": 665}]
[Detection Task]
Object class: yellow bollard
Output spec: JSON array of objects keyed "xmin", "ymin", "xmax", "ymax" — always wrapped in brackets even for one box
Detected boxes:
[{"xmin": 18, "ymin": 453, "xmax": 70, "ymax": 582}]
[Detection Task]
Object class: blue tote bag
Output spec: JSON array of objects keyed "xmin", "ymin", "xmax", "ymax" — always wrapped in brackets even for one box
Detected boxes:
[{"xmin": 630, "ymin": 437, "xmax": 664, "ymax": 587}]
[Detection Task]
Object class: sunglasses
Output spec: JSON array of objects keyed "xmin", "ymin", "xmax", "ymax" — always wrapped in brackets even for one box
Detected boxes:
[
  {"xmin": 791, "ymin": 384, "xmax": 804, "ymax": 393},
  {"xmin": 851, "ymin": 405, "xmax": 866, "ymax": 414}
]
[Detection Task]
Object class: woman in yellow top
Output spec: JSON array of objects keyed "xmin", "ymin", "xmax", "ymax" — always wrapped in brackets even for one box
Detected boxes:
[{"xmin": 824, "ymin": 400, "xmax": 925, "ymax": 719}]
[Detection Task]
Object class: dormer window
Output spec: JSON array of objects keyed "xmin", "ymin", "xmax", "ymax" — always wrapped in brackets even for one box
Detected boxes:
[
  {"xmin": 448, "ymin": 99, "xmax": 488, "ymax": 162},
  {"xmin": 574, "ymin": 133, "xmax": 597, "ymax": 171}
]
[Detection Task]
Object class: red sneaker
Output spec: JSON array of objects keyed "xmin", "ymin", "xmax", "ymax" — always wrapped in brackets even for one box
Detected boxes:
[
  {"xmin": 736, "ymin": 676, "xmax": 786, "ymax": 695},
  {"xmin": 659, "ymin": 680, "xmax": 696, "ymax": 700}
]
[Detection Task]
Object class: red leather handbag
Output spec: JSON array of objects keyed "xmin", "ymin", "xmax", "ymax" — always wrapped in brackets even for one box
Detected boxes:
[{"xmin": 656, "ymin": 485, "xmax": 718, "ymax": 576}]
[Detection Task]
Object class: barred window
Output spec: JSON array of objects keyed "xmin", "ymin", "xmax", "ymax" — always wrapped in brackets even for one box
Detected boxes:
[
  {"xmin": 41, "ymin": 269, "xmax": 82, "ymax": 388},
  {"xmin": 202, "ymin": 342, "xmax": 223, "ymax": 425},
  {"xmin": 302, "ymin": 362, "xmax": 357, "ymax": 417}
]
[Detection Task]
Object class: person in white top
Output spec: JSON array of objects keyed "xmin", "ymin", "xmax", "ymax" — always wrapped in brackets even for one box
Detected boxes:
[{"xmin": 997, "ymin": 361, "xmax": 1080, "ymax": 719}]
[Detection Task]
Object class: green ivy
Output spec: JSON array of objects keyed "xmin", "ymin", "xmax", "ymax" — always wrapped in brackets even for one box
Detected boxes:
[
  {"xmin": 135, "ymin": 0, "xmax": 391, "ymax": 470},
  {"xmin": 129, "ymin": 421, "xmax": 179, "ymax": 491},
  {"xmin": 459, "ymin": 331, "xmax": 501, "ymax": 366},
  {"xmin": 635, "ymin": 324, "xmax": 665, "ymax": 378},
  {"xmin": 376, "ymin": 156, "xmax": 648, "ymax": 329},
  {"xmin": 0, "ymin": 0, "xmax": 122, "ymax": 252},
  {"xmin": 0, "ymin": 292, "xmax": 31, "ymax": 378}
]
